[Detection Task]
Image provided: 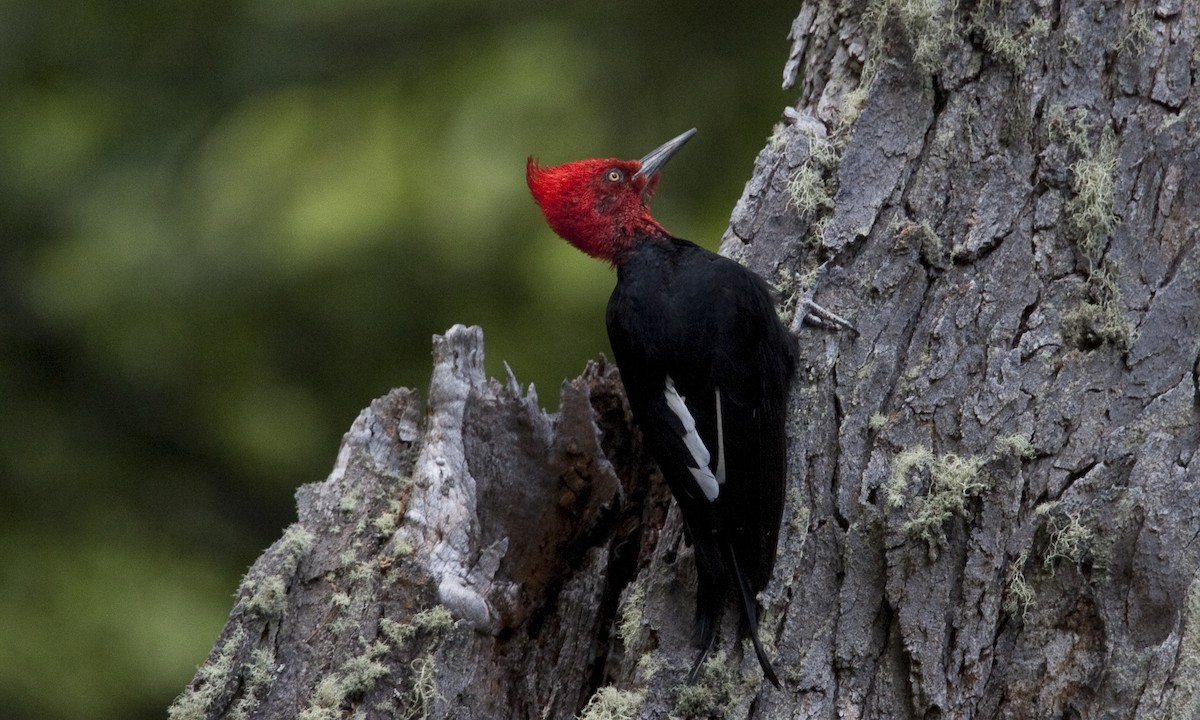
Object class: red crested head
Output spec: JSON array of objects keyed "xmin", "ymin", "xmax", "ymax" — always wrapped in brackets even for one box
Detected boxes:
[{"xmin": 527, "ymin": 129, "xmax": 696, "ymax": 265}]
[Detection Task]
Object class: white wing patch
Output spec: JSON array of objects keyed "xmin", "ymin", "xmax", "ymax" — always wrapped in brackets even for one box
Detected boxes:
[{"xmin": 664, "ymin": 376, "xmax": 719, "ymax": 501}]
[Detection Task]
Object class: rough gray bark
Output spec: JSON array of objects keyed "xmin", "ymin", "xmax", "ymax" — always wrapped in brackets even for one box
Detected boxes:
[{"xmin": 172, "ymin": 1, "xmax": 1200, "ymax": 718}]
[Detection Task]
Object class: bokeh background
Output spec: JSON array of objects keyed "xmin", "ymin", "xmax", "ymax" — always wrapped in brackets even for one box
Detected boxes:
[{"xmin": 0, "ymin": 2, "xmax": 799, "ymax": 717}]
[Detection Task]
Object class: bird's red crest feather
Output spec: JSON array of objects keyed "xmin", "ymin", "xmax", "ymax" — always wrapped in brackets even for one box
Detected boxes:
[{"xmin": 526, "ymin": 155, "xmax": 666, "ymax": 264}]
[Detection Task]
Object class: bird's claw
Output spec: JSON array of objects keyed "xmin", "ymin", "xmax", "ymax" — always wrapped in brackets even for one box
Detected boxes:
[{"xmin": 789, "ymin": 262, "xmax": 857, "ymax": 336}]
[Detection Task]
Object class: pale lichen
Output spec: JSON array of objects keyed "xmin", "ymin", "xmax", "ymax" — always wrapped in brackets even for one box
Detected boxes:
[
  {"xmin": 785, "ymin": 130, "xmax": 838, "ymax": 219},
  {"xmin": 863, "ymin": 0, "xmax": 961, "ymax": 77},
  {"xmin": 244, "ymin": 576, "xmax": 288, "ymax": 618},
  {"xmin": 995, "ymin": 433, "xmax": 1036, "ymax": 460},
  {"xmin": 1003, "ymin": 549, "xmax": 1036, "ymax": 621},
  {"xmin": 298, "ymin": 641, "xmax": 390, "ymax": 720},
  {"xmin": 412, "ymin": 605, "xmax": 454, "ymax": 634},
  {"xmin": 578, "ymin": 687, "xmax": 646, "ymax": 720},
  {"xmin": 1039, "ymin": 505, "xmax": 1095, "ymax": 570},
  {"xmin": 616, "ymin": 577, "xmax": 647, "ymax": 650},
  {"xmin": 1062, "ymin": 260, "xmax": 1133, "ymax": 350},
  {"xmin": 396, "ymin": 655, "xmax": 442, "ymax": 720},
  {"xmin": 888, "ymin": 447, "xmax": 988, "ymax": 543},
  {"xmin": 788, "ymin": 488, "xmax": 812, "ymax": 537},
  {"xmin": 1065, "ymin": 128, "xmax": 1120, "ymax": 261},
  {"xmin": 1166, "ymin": 579, "xmax": 1200, "ymax": 717},
  {"xmin": 380, "ymin": 605, "xmax": 455, "ymax": 648},
  {"xmin": 669, "ymin": 651, "xmax": 760, "ymax": 720},
  {"xmin": 227, "ymin": 646, "xmax": 276, "ymax": 720},
  {"xmin": 168, "ymin": 627, "xmax": 248, "ymax": 720},
  {"xmin": 972, "ymin": 0, "xmax": 1051, "ymax": 72}
]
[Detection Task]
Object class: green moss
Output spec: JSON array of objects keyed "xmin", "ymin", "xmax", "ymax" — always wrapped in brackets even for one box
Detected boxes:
[
  {"xmin": 578, "ymin": 686, "xmax": 646, "ymax": 720},
  {"xmin": 239, "ymin": 524, "xmax": 314, "ymax": 618},
  {"xmin": 1059, "ymin": 28, "xmax": 1081, "ymax": 60},
  {"xmin": 244, "ymin": 647, "xmax": 276, "ymax": 695},
  {"xmin": 169, "ymin": 629, "xmax": 278, "ymax": 720},
  {"xmin": 1049, "ymin": 104, "xmax": 1120, "ymax": 263},
  {"xmin": 774, "ymin": 264, "xmax": 832, "ymax": 329},
  {"xmin": 841, "ymin": 84, "xmax": 872, "ymax": 127},
  {"xmin": 391, "ymin": 537, "xmax": 415, "ymax": 557},
  {"xmin": 672, "ymin": 683, "xmax": 720, "ymax": 719},
  {"xmin": 168, "ymin": 627, "xmax": 247, "ymax": 720},
  {"xmin": 888, "ymin": 447, "xmax": 988, "ymax": 543},
  {"xmin": 1062, "ymin": 298, "xmax": 1130, "ymax": 349},
  {"xmin": 1046, "ymin": 105, "xmax": 1131, "ymax": 350},
  {"xmin": 347, "ymin": 559, "xmax": 373, "ymax": 584},
  {"xmin": 330, "ymin": 614, "xmax": 358, "ymax": 640},
  {"xmin": 299, "ymin": 677, "xmax": 343, "ymax": 720}
]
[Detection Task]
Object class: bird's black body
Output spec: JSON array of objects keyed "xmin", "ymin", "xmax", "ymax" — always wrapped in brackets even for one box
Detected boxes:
[
  {"xmin": 606, "ymin": 234, "xmax": 796, "ymax": 686},
  {"xmin": 526, "ymin": 127, "xmax": 799, "ymax": 687}
]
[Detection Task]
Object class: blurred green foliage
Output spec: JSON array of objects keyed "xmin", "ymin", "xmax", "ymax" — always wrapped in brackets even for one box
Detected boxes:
[{"xmin": 0, "ymin": 1, "xmax": 796, "ymax": 717}]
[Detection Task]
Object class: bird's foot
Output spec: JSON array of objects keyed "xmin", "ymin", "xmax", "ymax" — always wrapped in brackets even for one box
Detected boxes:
[{"xmin": 789, "ymin": 261, "xmax": 858, "ymax": 336}]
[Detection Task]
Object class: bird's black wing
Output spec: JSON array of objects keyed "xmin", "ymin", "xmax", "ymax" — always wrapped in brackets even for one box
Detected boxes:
[
  {"xmin": 606, "ymin": 237, "xmax": 795, "ymax": 686},
  {"xmin": 607, "ymin": 237, "xmax": 795, "ymax": 578}
]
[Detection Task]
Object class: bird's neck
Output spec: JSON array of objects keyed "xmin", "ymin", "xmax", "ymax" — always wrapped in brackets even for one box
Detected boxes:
[{"xmin": 610, "ymin": 218, "xmax": 672, "ymax": 266}]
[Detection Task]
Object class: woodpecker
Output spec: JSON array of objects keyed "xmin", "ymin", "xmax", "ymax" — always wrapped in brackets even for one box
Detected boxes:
[{"xmin": 527, "ymin": 129, "xmax": 796, "ymax": 688}]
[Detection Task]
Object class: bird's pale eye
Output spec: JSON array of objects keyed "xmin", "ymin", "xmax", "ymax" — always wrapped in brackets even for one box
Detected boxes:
[{"xmin": 606, "ymin": 169, "xmax": 623, "ymax": 183}]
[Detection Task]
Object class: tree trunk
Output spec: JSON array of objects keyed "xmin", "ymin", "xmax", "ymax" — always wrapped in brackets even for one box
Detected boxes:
[{"xmin": 171, "ymin": 2, "xmax": 1200, "ymax": 718}]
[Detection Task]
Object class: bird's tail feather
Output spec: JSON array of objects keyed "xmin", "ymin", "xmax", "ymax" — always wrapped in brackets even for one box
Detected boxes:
[
  {"xmin": 689, "ymin": 538, "xmax": 725, "ymax": 682},
  {"xmin": 726, "ymin": 546, "xmax": 782, "ymax": 689}
]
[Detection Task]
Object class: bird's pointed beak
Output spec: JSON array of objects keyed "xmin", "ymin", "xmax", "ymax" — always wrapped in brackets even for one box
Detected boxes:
[{"xmin": 635, "ymin": 128, "xmax": 697, "ymax": 181}]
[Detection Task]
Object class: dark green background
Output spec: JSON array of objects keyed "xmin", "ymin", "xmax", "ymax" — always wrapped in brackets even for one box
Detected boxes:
[{"xmin": 0, "ymin": 2, "xmax": 797, "ymax": 717}]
